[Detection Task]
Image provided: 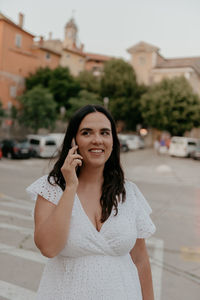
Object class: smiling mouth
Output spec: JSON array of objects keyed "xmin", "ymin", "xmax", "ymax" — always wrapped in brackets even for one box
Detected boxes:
[{"xmin": 89, "ymin": 149, "xmax": 104, "ymax": 153}]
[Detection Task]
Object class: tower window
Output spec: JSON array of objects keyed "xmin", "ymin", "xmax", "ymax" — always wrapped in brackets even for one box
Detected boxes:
[
  {"xmin": 15, "ymin": 34, "xmax": 22, "ymax": 48},
  {"xmin": 45, "ymin": 52, "xmax": 51, "ymax": 60},
  {"xmin": 10, "ymin": 86, "xmax": 17, "ymax": 98},
  {"xmin": 139, "ymin": 56, "xmax": 146, "ymax": 65}
]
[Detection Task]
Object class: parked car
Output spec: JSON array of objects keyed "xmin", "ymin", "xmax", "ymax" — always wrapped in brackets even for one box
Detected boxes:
[
  {"xmin": 169, "ymin": 136, "xmax": 199, "ymax": 157},
  {"xmin": 0, "ymin": 142, "xmax": 2, "ymax": 159},
  {"xmin": 1, "ymin": 139, "xmax": 32, "ymax": 159},
  {"xmin": 118, "ymin": 134, "xmax": 145, "ymax": 150},
  {"xmin": 27, "ymin": 134, "xmax": 58, "ymax": 158},
  {"xmin": 118, "ymin": 137, "xmax": 129, "ymax": 152},
  {"xmin": 190, "ymin": 144, "xmax": 200, "ymax": 160},
  {"xmin": 48, "ymin": 133, "xmax": 65, "ymax": 155}
]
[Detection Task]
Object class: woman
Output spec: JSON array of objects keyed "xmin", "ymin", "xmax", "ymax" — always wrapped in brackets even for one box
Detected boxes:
[{"xmin": 27, "ymin": 105, "xmax": 156, "ymax": 300}]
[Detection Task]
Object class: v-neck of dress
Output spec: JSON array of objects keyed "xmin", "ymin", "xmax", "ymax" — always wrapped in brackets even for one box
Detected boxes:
[{"xmin": 75, "ymin": 193, "xmax": 107, "ymax": 234}]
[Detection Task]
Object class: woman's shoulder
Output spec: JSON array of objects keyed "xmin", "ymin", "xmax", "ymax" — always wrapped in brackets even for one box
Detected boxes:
[
  {"xmin": 26, "ymin": 174, "xmax": 63, "ymax": 205},
  {"xmin": 124, "ymin": 179, "xmax": 152, "ymax": 215}
]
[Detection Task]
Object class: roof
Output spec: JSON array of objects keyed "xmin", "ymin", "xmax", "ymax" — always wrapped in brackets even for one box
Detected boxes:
[
  {"xmin": 85, "ymin": 52, "xmax": 112, "ymax": 62},
  {"xmin": 63, "ymin": 47, "xmax": 86, "ymax": 57},
  {"xmin": 127, "ymin": 41, "xmax": 160, "ymax": 54},
  {"xmin": 0, "ymin": 12, "xmax": 35, "ymax": 37},
  {"xmin": 33, "ymin": 42, "xmax": 61, "ymax": 56},
  {"xmin": 155, "ymin": 56, "xmax": 200, "ymax": 75}
]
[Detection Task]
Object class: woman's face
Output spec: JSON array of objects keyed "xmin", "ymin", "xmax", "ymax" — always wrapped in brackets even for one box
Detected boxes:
[{"xmin": 75, "ymin": 112, "xmax": 113, "ymax": 168}]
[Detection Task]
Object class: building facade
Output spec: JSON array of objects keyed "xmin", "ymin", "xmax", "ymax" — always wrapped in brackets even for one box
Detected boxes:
[
  {"xmin": 0, "ymin": 12, "xmax": 60, "ymax": 109},
  {"xmin": 127, "ymin": 41, "xmax": 200, "ymax": 96},
  {"xmin": 43, "ymin": 18, "xmax": 112, "ymax": 77}
]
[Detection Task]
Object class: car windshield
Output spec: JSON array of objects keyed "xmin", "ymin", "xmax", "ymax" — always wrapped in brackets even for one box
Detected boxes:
[{"xmin": 16, "ymin": 140, "xmax": 30, "ymax": 147}]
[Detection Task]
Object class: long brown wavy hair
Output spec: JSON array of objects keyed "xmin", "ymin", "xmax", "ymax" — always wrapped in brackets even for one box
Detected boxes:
[{"xmin": 48, "ymin": 105, "xmax": 126, "ymax": 223}]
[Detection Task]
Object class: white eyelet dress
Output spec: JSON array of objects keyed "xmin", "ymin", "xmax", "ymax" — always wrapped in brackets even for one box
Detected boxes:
[{"xmin": 26, "ymin": 175, "xmax": 156, "ymax": 300}]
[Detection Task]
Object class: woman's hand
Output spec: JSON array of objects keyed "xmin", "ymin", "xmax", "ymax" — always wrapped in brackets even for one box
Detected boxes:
[{"xmin": 61, "ymin": 145, "xmax": 83, "ymax": 188}]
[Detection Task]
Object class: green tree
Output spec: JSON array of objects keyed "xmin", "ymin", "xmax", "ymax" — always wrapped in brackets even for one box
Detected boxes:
[
  {"xmin": 18, "ymin": 85, "xmax": 57, "ymax": 133},
  {"xmin": 66, "ymin": 90, "xmax": 102, "ymax": 119},
  {"xmin": 76, "ymin": 71, "xmax": 100, "ymax": 94},
  {"xmin": 26, "ymin": 67, "xmax": 52, "ymax": 90},
  {"xmin": 0, "ymin": 100, "xmax": 5, "ymax": 117},
  {"xmin": 101, "ymin": 59, "xmax": 137, "ymax": 98},
  {"xmin": 141, "ymin": 76, "xmax": 200, "ymax": 135},
  {"xmin": 25, "ymin": 67, "xmax": 80, "ymax": 110},
  {"xmin": 109, "ymin": 85, "xmax": 147, "ymax": 130},
  {"xmin": 100, "ymin": 59, "xmax": 147, "ymax": 130}
]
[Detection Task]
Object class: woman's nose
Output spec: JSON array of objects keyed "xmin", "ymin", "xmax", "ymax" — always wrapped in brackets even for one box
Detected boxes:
[{"xmin": 92, "ymin": 134, "xmax": 103, "ymax": 144}]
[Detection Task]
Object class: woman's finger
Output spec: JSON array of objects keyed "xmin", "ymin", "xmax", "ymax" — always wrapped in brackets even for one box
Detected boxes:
[
  {"xmin": 71, "ymin": 159, "xmax": 82, "ymax": 168},
  {"xmin": 69, "ymin": 145, "xmax": 78, "ymax": 155}
]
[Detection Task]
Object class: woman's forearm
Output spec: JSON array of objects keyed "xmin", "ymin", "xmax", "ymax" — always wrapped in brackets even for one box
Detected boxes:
[
  {"xmin": 34, "ymin": 185, "xmax": 76, "ymax": 258},
  {"xmin": 136, "ymin": 257, "xmax": 154, "ymax": 300}
]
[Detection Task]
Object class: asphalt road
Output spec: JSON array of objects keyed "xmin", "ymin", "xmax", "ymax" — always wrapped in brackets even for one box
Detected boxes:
[{"xmin": 0, "ymin": 149, "xmax": 199, "ymax": 300}]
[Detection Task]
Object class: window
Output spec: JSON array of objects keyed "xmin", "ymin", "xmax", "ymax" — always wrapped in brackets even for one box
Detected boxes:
[
  {"xmin": 66, "ymin": 54, "xmax": 71, "ymax": 58},
  {"xmin": 45, "ymin": 140, "xmax": 56, "ymax": 146},
  {"xmin": 30, "ymin": 139, "xmax": 40, "ymax": 145},
  {"xmin": 15, "ymin": 34, "xmax": 22, "ymax": 48},
  {"xmin": 10, "ymin": 86, "xmax": 17, "ymax": 98},
  {"xmin": 188, "ymin": 141, "xmax": 196, "ymax": 146},
  {"xmin": 139, "ymin": 56, "xmax": 146, "ymax": 65},
  {"xmin": 45, "ymin": 52, "xmax": 51, "ymax": 60}
]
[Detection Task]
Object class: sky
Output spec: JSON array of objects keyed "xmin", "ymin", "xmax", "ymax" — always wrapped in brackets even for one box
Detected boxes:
[{"xmin": 1, "ymin": 0, "xmax": 200, "ymax": 60}]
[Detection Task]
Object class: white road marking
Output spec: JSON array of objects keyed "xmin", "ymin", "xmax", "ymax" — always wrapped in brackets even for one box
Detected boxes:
[
  {"xmin": 0, "ymin": 201, "xmax": 33, "ymax": 212},
  {"xmin": 0, "ymin": 223, "xmax": 33, "ymax": 236},
  {"xmin": 0, "ymin": 210, "xmax": 33, "ymax": 221},
  {"xmin": 0, "ymin": 243, "xmax": 46, "ymax": 264},
  {"xmin": 0, "ymin": 193, "xmax": 34, "ymax": 205},
  {"xmin": 0, "ymin": 280, "xmax": 36, "ymax": 300},
  {"xmin": 147, "ymin": 237, "xmax": 164, "ymax": 300},
  {"xmin": 156, "ymin": 164, "xmax": 172, "ymax": 173}
]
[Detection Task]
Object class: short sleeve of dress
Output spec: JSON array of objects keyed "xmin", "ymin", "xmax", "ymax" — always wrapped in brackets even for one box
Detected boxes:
[
  {"xmin": 26, "ymin": 175, "xmax": 62, "ymax": 206},
  {"xmin": 128, "ymin": 181, "xmax": 156, "ymax": 239}
]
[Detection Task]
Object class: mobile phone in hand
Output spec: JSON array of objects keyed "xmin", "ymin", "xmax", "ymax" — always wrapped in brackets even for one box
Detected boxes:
[{"xmin": 71, "ymin": 138, "xmax": 77, "ymax": 154}]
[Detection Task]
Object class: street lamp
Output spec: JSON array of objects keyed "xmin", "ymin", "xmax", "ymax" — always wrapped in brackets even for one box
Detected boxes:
[{"xmin": 103, "ymin": 97, "xmax": 109, "ymax": 110}]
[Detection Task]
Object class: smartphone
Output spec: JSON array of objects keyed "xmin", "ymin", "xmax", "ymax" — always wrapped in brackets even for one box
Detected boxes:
[
  {"xmin": 71, "ymin": 138, "xmax": 77, "ymax": 154},
  {"xmin": 71, "ymin": 138, "xmax": 81, "ymax": 172}
]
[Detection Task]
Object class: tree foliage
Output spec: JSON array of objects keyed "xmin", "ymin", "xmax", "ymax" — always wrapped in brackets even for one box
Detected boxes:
[
  {"xmin": 18, "ymin": 85, "xmax": 57, "ymax": 133},
  {"xmin": 26, "ymin": 67, "xmax": 80, "ymax": 110},
  {"xmin": 66, "ymin": 90, "xmax": 102, "ymax": 119},
  {"xmin": 101, "ymin": 59, "xmax": 137, "ymax": 98},
  {"xmin": 0, "ymin": 100, "xmax": 5, "ymax": 117},
  {"xmin": 100, "ymin": 59, "xmax": 147, "ymax": 130},
  {"xmin": 76, "ymin": 71, "xmax": 100, "ymax": 94},
  {"xmin": 141, "ymin": 76, "xmax": 200, "ymax": 135}
]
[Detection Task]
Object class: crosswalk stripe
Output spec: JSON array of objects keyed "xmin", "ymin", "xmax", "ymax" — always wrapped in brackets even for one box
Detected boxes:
[
  {"xmin": 0, "ymin": 223, "xmax": 33, "ymax": 236},
  {"xmin": 0, "ymin": 201, "xmax": 33, "ymax": 211},
  {"xmin": 0, "ymin": 243, "xmax": 46, "ymax": 264},
  {"xmin": 0, "ymin": 210, "xmax": 33, "ymax": 221},
  {"xmin": 0, "ymin": 280, "xmax": 36, "ymax": 300},
  {"xmin": 0, "ymin": 193, "xmax": 34, "ymax": 205}
]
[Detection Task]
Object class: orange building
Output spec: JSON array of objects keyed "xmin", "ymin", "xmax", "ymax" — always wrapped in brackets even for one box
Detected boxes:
[{"xmin": 0, "ymin": 12, "xmax": 60, "ymax": 109}]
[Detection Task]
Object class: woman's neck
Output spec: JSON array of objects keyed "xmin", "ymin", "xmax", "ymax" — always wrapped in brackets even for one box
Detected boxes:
[{"xmin": 78, "ymin": 165, "xmax": 104, "ymax": 186}]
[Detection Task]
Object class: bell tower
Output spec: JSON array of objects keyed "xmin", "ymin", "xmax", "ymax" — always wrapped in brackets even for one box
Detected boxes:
[{"xmin": 63, "ymin": 18, "xmax": 78, "ymax": 49}]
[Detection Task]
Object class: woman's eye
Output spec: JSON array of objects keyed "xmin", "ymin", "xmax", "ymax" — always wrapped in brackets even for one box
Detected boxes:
[
  {"xmin": 102, "ymin": 131, "xmax": 110, "ymax": 136},
  {"xmin": 82, "ymin": 131, "xmax": 90, "ymax": 136}
]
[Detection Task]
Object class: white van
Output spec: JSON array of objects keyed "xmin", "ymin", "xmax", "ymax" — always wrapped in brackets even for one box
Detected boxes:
[
  {"xmin": 169, "ymin": 136, "xmax": 199, "ymax": 157},
  {"xmin": 27, "ymin": 135, "xmax": 58, "ymax": 158},
  {"xmin": 48, "ymin": 133, "xmax": 65, "ymax": 149}
]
